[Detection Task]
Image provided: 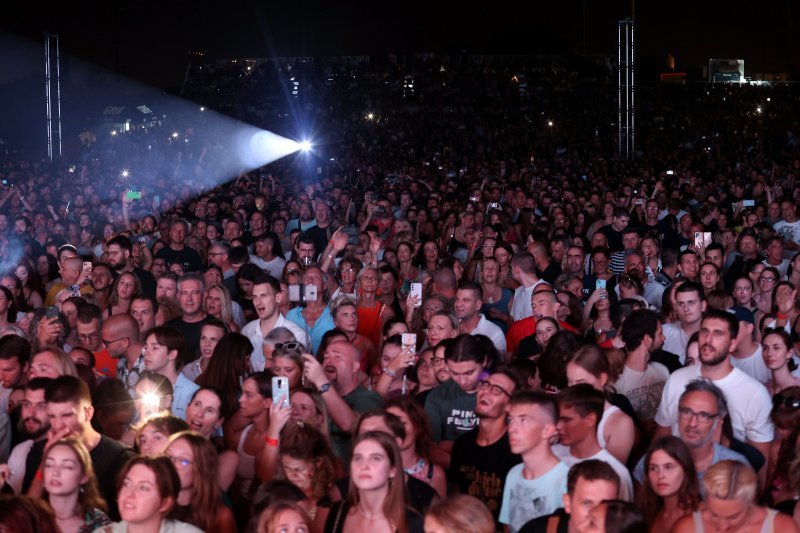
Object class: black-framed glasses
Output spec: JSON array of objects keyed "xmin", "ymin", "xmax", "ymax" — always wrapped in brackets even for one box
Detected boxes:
[
  {"xmin": 477, "ymin": 380, "xmax": 511, "ymax": 398},
  {"xmin": 677, "ymin": 406, "xmax": 718, "ymax": 423},
  {"xmin": 773, "ymin": 395, "xmax": 800, "ymax": 410},
  {"xmin": 102, "ymin": 336, "xmax": 128, "ymax": 346}
]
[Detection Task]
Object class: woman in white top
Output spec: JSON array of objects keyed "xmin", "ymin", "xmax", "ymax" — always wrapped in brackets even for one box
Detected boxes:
[{"xmin": 565, "ymin": 344, "xmax": 636, "ymax": 465}]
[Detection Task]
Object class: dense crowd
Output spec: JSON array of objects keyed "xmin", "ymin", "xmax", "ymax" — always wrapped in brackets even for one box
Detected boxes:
[{"xmin": 1, "ymin": 54, "xmax": 800, "ymax": 533}]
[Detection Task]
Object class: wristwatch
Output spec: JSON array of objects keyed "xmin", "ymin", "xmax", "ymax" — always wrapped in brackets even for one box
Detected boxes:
[{"xmin": 319, "ymin": 382, "xmax": 332, "ymax": 394}]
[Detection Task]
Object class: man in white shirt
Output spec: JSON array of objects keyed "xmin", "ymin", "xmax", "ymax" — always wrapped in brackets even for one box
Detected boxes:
[
  {"xmin": 552, "ymin": 384, "xmax": 633, "ymax": 501},
  {"xmin": 510, "ymin": 252, "xmax": 549, "ymax": 321},
  {"xmin": 249, "ymin": 233, "xmax": 286, "ymax": 279},
  {"xmin": 455, "ymin": 281, "xmax": 506, "ymax": 353},
  {"xmin": 241, "ymin": 273, "xmax": 309, "ymax": 371},
  {"xmin": 728, "ymin": 306, "xmax": 770, "ymax": 383},
  {"xmin": 773, "ymin": 200, "xmax": 800, "ymax": 250},
  {"xmin": 654, "ymin": 309, "xmax": 774, "ymax": 463},
  {"xmin": 616, "ymin": 309, "xmax": 670, "ymax": 424},
  {"xmin": 662, "ymin": 281, "xmax": 706, "ymax": 364}
]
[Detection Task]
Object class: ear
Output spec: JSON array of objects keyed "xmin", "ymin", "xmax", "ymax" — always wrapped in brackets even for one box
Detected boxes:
[
  {"xmin": 274, "ymin": 291, "xmax": 285, "ymax": 305},
  {"xmin": 598, "ymin": 372, "xmax": 609, "ymax": 388},
  {"xmin": 158, "ymin": 495, "xmax": 174, "ymax": 515},
  {"xmin": 701, "ymin": 301, "xmax": 707, "ymax": 313},
  {"xmin": 168, "ymin": 349, "xmax": 179, "ymax": 362},
  {"xmin": 563, "ymin": 492, "xmax": 572, "ymax": 514},
  {"xmin": 84, "ymin": 404, "xmax": 95, "ymax": 422}
]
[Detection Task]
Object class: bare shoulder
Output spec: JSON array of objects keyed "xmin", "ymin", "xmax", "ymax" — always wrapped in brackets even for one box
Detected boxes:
[
  {"xmin": 773, "ymin": 512, "xmax": 800, "ymax": 532},
  {"xmin": 669, "ymin": 513, "xmax": 696, "ymax": 533}
]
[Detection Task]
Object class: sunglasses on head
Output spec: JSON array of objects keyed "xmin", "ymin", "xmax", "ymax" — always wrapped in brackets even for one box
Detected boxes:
[
  {"xmin": 773, "ymin": 395, "xmax": 800, "ymax": 410},
  {"xmin": 274, "ymin": 341, "xmax": 304, "ymax": 352}
]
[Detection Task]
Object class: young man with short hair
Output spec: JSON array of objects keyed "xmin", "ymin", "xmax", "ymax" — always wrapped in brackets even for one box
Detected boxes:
[
  {"xmin": 553, "ymin": 384, "xmax": 633, "ymax": 500},
  {"xmin": 500, "ymin": 390, "xmax": 570, "ymax": 533}
]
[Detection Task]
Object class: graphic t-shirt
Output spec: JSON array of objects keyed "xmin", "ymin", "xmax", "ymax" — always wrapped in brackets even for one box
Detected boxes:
[
  {"xmin": 424, "ymin": 380, "xmax": 478, "ymax": 442},
  {"xmin": 499, "ymin": 461, "xmax": 569, "ymax": 533},
  {"xmin": 449, "ymin": 429, "xmax": 521, "ymax": 525}
]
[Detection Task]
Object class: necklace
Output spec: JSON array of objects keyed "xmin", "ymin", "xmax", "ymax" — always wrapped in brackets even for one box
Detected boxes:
[{"xmin": 404, "ymin": 457, "xmax": 426, "ymax": 476}]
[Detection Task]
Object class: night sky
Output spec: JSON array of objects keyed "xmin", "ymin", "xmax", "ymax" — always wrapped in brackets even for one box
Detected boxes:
[{"xmin": 2, "ymin": 0, "xmax": 798, "ymax": 89}]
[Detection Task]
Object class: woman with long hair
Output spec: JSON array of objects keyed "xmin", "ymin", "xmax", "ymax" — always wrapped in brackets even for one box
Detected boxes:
[
  {"xmin": 164, "ymin": 431, "xmax": 236, "ymax": 532},
  {"xmin": 235, "ymin": 263, "xmax": 263, "ymax": 322},
  {"xmin": 42, "ymin": 437, "xmax": 111, "ymax": 533},
  {"xmin": 641, "ymin": 436, "xmax": 700, "ymax": 532},
  {"xmin": 0, "ymin": 285, "xmax": 18, "ymax": 329},
  {"xmin": 195, "ymin": 332, "xmax": 252, "ymax": 410},
  {"xmin": 755, "ymin": 266, "xmax": 780, "ymax": 315},
  {"xmin": 395, "ymin": 241, "xmax": 420, "ymax": 298},
  {"xmin": 180, "ymin": 319, "xmax": 228, "ymax": 383},
  {"xmin": 204, "ymin": 284, "xmax": 240, "ymax": 332},
  {"xmin": 271, "ymin": 341, "xmax": 306, "ymax": 392},
  {"xmin": 324, "ymin": 431, "xmax": 422, "ymax": 533},
  {"xmin": 37, "ymin": 252, "xmax": 60, "ymax": 288},
  {"xmin": 15, "ymin": 257, "xmax": 45, "ymax": 310},
  {"xmin": 183, "ymin": 387, "xmax": 239, "ymax": 491},
  {"xmin": 414, "ymin": 240, "xmax": 440, "ymax": 274},
  {"xmin": 762, "ymin": 328, "xmax": 800, "ymax": 396},
  {"xmin": 106, "ymin": 272, "xmax": 142, "ymax": 317},
  {"xmin": 672, "ymin": 460, "xmax": 798, "ymax": 533},
  {"xmin": 100, "ymin": 455, "xmax": 202, "ymax": 532},
  {"xmin": 765, "ymin": 387, "xmax": 800, "ymax": 509},
  {"xmin": 372, "ymin": 334, "xmax": 417, "ymax": 399},
  {"xmin": 406, "ymin": 294, "xmax": 447, "ymax": 345},
  {"xmin": 386, "ymin": 398, "xmax": 447, "ymax": 498},
  {"xmin": 565, "ymin": 343, "xmax": 636, "ymax": 464}
]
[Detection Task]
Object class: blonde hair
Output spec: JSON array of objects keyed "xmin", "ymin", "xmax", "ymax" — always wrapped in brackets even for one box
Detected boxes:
[
  {"xmin": 702, "ymin": 460, "xmax": 757, "ymax": 503},
  {"xmin": 424, "ymin": 495, "xmax": 494, "ymax": 533},
  {"xmin": 204, "ymin": 284, "xmax": 234, "ymax": 325}
]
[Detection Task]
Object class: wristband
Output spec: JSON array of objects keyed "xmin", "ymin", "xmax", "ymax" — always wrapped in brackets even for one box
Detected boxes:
[
  {"xmin": 265, "ymin": 436, "xmax": 279, "ymax": 447},
  {"xmin": 382, "ymin": 367, "xmax": 398, "ymax": 379}
]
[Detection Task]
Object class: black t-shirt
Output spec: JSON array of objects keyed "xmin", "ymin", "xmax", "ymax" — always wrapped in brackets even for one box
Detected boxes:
[
  {"xmin": 598, "ymin": 224, "xmax": 624, "ymax": 252},
  {"xmin": 132, "ymin": 266, "xmax": 157, "ymax": 298},
  {"xmin": 539, "ymin": 261, "xmax": 562, "ymax": 285},
  {"xmin": 24, "ymin": 435, "xmax": 133, "ymax": 520},
  {"xmin": 154, "ymin": 246, "xmax": 204, "ymax": 273},
  {"xmin": 335, "ymin": 475, "xmax": 435, "ymax": 515},
  {"xmin": 304, "ymin": 223, "xmax": 333, "ymax": 257},
  {"xmin": 165, "ymin": 315, "xmax": 214, "ymax": 363},
  {"xmin": 519, "ymin": 508, "xmax": 569, "ymax": 533},
  {"xmin": 448, "ymin": 428, "xmax": 521, "ymax": 526}
]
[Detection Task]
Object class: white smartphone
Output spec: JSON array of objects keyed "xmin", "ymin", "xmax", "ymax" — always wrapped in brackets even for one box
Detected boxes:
[
  {"xmin": 410, "ymin": 283, "xmax": 422, "ymax": 306},
  {"xmin": 272, "ymin": 376, "xmax": 290, "ymax": 408},
  {"xmin": 303, "ymin": 284, "xmax": 318, "ymax": 302}
]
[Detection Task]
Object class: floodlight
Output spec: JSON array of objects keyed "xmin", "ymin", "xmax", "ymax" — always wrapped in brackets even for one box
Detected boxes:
[{"xmin": 299, "ymin": 140, "xmax": 312, "ymax": 152}]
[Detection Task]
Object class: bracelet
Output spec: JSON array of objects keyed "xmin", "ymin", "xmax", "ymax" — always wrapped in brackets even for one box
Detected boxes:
[
  {"xmin": 265, "ymin": 436, "xmax": 279, "ymax": 447},
  {"xmin": 382, "ymin": 367, "xmax": 398, "ymax": 379}
]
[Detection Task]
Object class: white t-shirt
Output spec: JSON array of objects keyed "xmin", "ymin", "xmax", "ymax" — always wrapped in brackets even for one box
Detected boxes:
[
  {"xmin": 241, "ymin": 315, "xmax": 311, "ymax": 372},
  {"xmin": 654, "ymin": 365, "xmax": 774, "ymax": 443},
  {"xmin": 761, "ymin": 258, "xmax": 791, "ymax": 279},
  {"xmin": 469, "ymin": 314, "xmax": 507, "ymax": 353},
  {"xmin": 730, "ymin": 345, "xmax": 771, "ymax": 384},
  {"xmin": 613, "ymin": 362, "xmax": 670, "ymax": 421},
  {"xmin": 662, "ymin": 321, "xmax": 691, "ymax": 364},
  {"xmin": 774, "ymin": 219, "xmax": 800, "ymax": 245},
  {"xmin": 553, "ymin": 447, "xmax": 633, "ymax": 501},
  {"xmin": 499, "ymin": 461, "xmax": 569, "ymax": 533},
  {"xmin": 249, "ymin": 255, "xmax": 286, "ymax": 279},
  {"xmin": 510, "ymin": 280, "xmax": 550, "ymax": 321}
]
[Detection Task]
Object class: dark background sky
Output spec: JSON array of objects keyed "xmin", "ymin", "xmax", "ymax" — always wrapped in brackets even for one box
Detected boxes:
[{"xmin": 2, "ymin": 0, "xmax": 798, "ymax": 89}]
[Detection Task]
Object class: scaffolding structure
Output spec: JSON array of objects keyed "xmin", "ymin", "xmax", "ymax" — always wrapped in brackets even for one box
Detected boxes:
[
  {"xmin": 44, "ymin": 33, "xmax": 63, "ymax": 160},
  {"xmin": 617, "ymin": 19, "xmax": 634, "ymax": 159}
]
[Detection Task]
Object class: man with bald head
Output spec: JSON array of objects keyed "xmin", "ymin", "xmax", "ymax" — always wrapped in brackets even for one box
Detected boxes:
[
  {"xmin": 302, "ymin": 339, "xmax": 382, "ymax": 459},
  {"xmin": 44, "ymin": 257, "xmax": 93, "ymax": 306},
  {"xmin": 101, "ymin": 314, "xmax": 145, "ymax": 398}
]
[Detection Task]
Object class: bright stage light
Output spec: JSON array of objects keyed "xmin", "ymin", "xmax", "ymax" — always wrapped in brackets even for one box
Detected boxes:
[
  {"xmin": 366, "ymin": 112, "xmax": 374, "ymax": 120},
  {"xmin": 299, "ymin": 140, "xmax": 312, "ymax": 152},
  {"xmin": 120, "ymin": 170, "xmax": 129, "ymax": 178}
]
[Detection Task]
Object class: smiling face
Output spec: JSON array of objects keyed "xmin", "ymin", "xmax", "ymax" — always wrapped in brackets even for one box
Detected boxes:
[{"xmin": 118, "ymin": 464, "xmax": 170, "ymax": 525}]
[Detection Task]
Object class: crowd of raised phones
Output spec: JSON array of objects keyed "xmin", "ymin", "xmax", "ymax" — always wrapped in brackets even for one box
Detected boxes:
[{"xmin": 1, "ymin": 55, "xmax": 800, "ymax": 532}]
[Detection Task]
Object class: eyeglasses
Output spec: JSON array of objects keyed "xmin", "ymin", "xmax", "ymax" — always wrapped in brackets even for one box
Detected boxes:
[
  {"xmin": 167, "ymin": 454, "xmax": 193, "ymax": 469},
  {"xmin": 102, "ymin": 337, "xmax": 128, "ymax": 346},
  {"xmin": 760, "ymin": 277, "xmax": 776, "ymax": 283},
  {"xmin": 477, "ymin": 380, "xmax": 511, "ymax": 398},
  {"xmin": 773, "ymin": 395, "xmax": 800, "ymax": 410},
  {"xmin": 431, "ymin": 356, "xmax": 445, "ymax": 366},
  {"xmin": 77, "ymin": 333, "xmax": 101, "ymax": 341},
  {"xmin": 677, "ymin": 406, "xmax": 718, "ymax": 423},
  {"xmin": 734, "ymin": 286, "xmax": 752, "ymax": 292}
]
